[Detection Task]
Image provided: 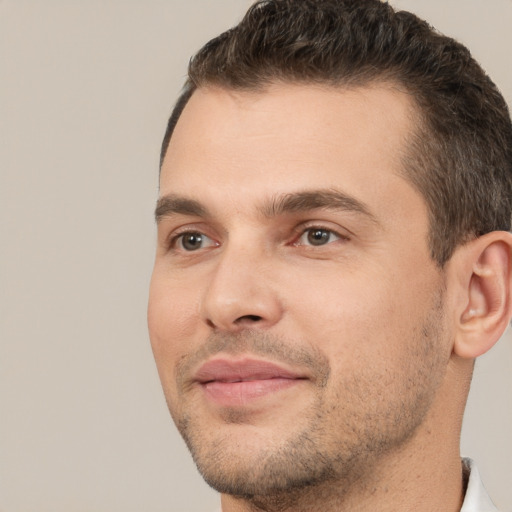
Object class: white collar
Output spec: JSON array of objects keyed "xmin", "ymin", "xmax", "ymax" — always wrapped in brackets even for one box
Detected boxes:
[{"xmin": 460, "ymin": 458, "xmax": 499, "ymax": 512}]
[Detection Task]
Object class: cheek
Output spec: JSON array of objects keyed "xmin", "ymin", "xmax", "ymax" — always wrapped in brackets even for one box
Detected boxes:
[
  {"xmin": 147, "ymin": 269, "xmax": 203, "ymax": 378},
  {"xmin": 286, "ymin": 260, "xmax": 443, "ymax": 369},
  {"xmin": 294, "ymin": 271, "xmax": 447, "ymax": 426}
]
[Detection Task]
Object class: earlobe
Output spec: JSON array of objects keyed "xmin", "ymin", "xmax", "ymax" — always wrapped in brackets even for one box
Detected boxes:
[{"xmin": 454, "ymin": 232, "xmax": 512, "ymax": 359}]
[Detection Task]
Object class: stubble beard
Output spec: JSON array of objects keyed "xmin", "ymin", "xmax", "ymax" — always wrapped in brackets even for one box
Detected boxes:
[{"xmin": 168, "ymin": 293, "xmax": 447, "ymax": 511}]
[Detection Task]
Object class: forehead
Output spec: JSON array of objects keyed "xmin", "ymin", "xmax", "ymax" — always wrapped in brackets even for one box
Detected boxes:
[{"xmin": 160, "ymin": 82, "xmax": 423, "ymax": 224}]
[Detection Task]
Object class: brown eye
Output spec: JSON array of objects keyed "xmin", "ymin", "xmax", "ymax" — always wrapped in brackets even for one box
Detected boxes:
[
  {"xmin": 307, "ymin": 229, "xmax": 331, "ymax": 246},
  {"xmin": 299, "ymin": 228, "xmax": 340, "ymax": 246},
  {"xmin": 177, "ymin": 232, "xmax": 214, "ymax": 251}
]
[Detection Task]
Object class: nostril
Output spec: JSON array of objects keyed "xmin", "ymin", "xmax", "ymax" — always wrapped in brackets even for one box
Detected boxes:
[
  {"xmin": 236, "ymin": 314, "xmax": 263, "ymax": 323},
  {"xmin": 205, "ymin": 314, "xmax": 263, "ymax": 330}
]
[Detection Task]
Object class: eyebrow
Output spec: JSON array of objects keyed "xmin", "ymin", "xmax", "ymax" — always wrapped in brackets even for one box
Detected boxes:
[
  {"xmin": 261, "ymin": 189, "xmax": 378, "ymax": 223},
  {"xmin": 155, "ymin": 189, "xmax": 377, "ymax": 224},
  {"xmin": 155, "ymin": 195, "xmax": 208, "ymax": 223}
]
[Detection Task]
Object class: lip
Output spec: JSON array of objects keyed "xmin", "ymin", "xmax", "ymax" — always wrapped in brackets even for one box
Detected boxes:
[{"xmin": 194, "ymin": 358, "xmax": 307, "ymax": 406}]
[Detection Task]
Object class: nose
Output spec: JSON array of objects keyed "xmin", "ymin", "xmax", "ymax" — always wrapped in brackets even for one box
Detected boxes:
[{"xmin": 200, "ymin": 244, "xmax": 283, "ymax": 332}]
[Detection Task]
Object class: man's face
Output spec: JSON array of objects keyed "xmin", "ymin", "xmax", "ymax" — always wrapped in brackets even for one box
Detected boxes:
[{"xmin": 148, "ymin": 84, "xmax": 452, "ymax": 496}]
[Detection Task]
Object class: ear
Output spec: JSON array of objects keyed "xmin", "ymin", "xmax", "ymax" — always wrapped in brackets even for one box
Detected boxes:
[{"xmin": 452, "ymin": 231, "xmax": 512, "ymax": 359}]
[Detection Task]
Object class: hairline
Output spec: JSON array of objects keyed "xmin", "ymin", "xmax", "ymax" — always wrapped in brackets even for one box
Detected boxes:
[{"xmin": 160, "ymin": 75, "xmax": 423, "ymax": 169}]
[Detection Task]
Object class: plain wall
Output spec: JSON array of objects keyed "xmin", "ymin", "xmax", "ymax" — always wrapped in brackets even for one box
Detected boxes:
[{"xmin": 1, "ymin": 1, "xmax": 510, "ymax": 511}]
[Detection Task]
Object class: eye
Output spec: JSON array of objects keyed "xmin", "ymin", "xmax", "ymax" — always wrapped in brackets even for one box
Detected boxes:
[
  {"xmin": 297, "ymin": 228, "xmax": 342, "ymax": 246},
  {"xmin": 174, "ymin": 231, "xmax": 216, "ymax": 251}
]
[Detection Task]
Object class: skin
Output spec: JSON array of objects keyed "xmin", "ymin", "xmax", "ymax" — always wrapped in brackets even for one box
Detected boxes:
[{"xmin": 148, "ymin": 83, "xmax": 509, "ymax": 512}]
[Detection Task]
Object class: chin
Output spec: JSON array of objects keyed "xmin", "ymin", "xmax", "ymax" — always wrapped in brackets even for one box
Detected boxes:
[{"xmin": 190, "ymin": 429, "xmax": 340, "ymax": 497}]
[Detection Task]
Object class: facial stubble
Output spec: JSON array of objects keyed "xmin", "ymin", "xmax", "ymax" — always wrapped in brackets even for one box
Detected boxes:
[{"xmin": 167, "ymin": 295, "xmax": 447, "ymax": 509}]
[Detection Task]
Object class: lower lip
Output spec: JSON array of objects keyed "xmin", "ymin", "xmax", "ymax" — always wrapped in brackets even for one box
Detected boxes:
[{"xmin": 202, "ymin": 378, "xmax": 301, "ymax": 406}]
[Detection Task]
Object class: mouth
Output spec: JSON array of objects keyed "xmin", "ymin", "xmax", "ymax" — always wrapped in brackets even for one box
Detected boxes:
[{"xmin": 194, "ymin": 357, "xmax": 308, "ymax": 406}]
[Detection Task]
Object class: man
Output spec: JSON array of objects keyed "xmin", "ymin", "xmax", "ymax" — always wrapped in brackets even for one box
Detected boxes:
[{"xmin": 148, "ymin": 1, "xmax": 512, "ymax": 511}]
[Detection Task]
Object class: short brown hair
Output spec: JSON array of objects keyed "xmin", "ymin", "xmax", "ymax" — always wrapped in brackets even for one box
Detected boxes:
[{"xmin": 161, "ymin": 0, "xmax": 512, "ymax": 265}]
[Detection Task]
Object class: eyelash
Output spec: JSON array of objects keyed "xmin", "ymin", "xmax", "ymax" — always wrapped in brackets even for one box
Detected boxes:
[
  {"xmin": 166, "ymin": 225, "xmax": 349, "ymax": 253},
  {"xmin": 292, "ymin": 225, "xmax": 349, "ymax": 247},
  {"xmin": 169, "ymin": 230, "xmax": 217, "ymax": 252}
]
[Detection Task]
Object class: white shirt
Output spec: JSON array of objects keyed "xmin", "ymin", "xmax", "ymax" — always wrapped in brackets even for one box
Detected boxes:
[
  {"xmin": 214, "ymin": 458, "xmax": 498, "ymax": 512},
  {"xmin": 460, "ymin": 458, "xmax": 499, "ymax": 512}
]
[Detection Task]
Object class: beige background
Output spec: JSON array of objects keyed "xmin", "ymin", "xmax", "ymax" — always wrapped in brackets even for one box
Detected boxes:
[{"xmin": 1, "ymin": 1, "xmax": 511, "ymax": 511}]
